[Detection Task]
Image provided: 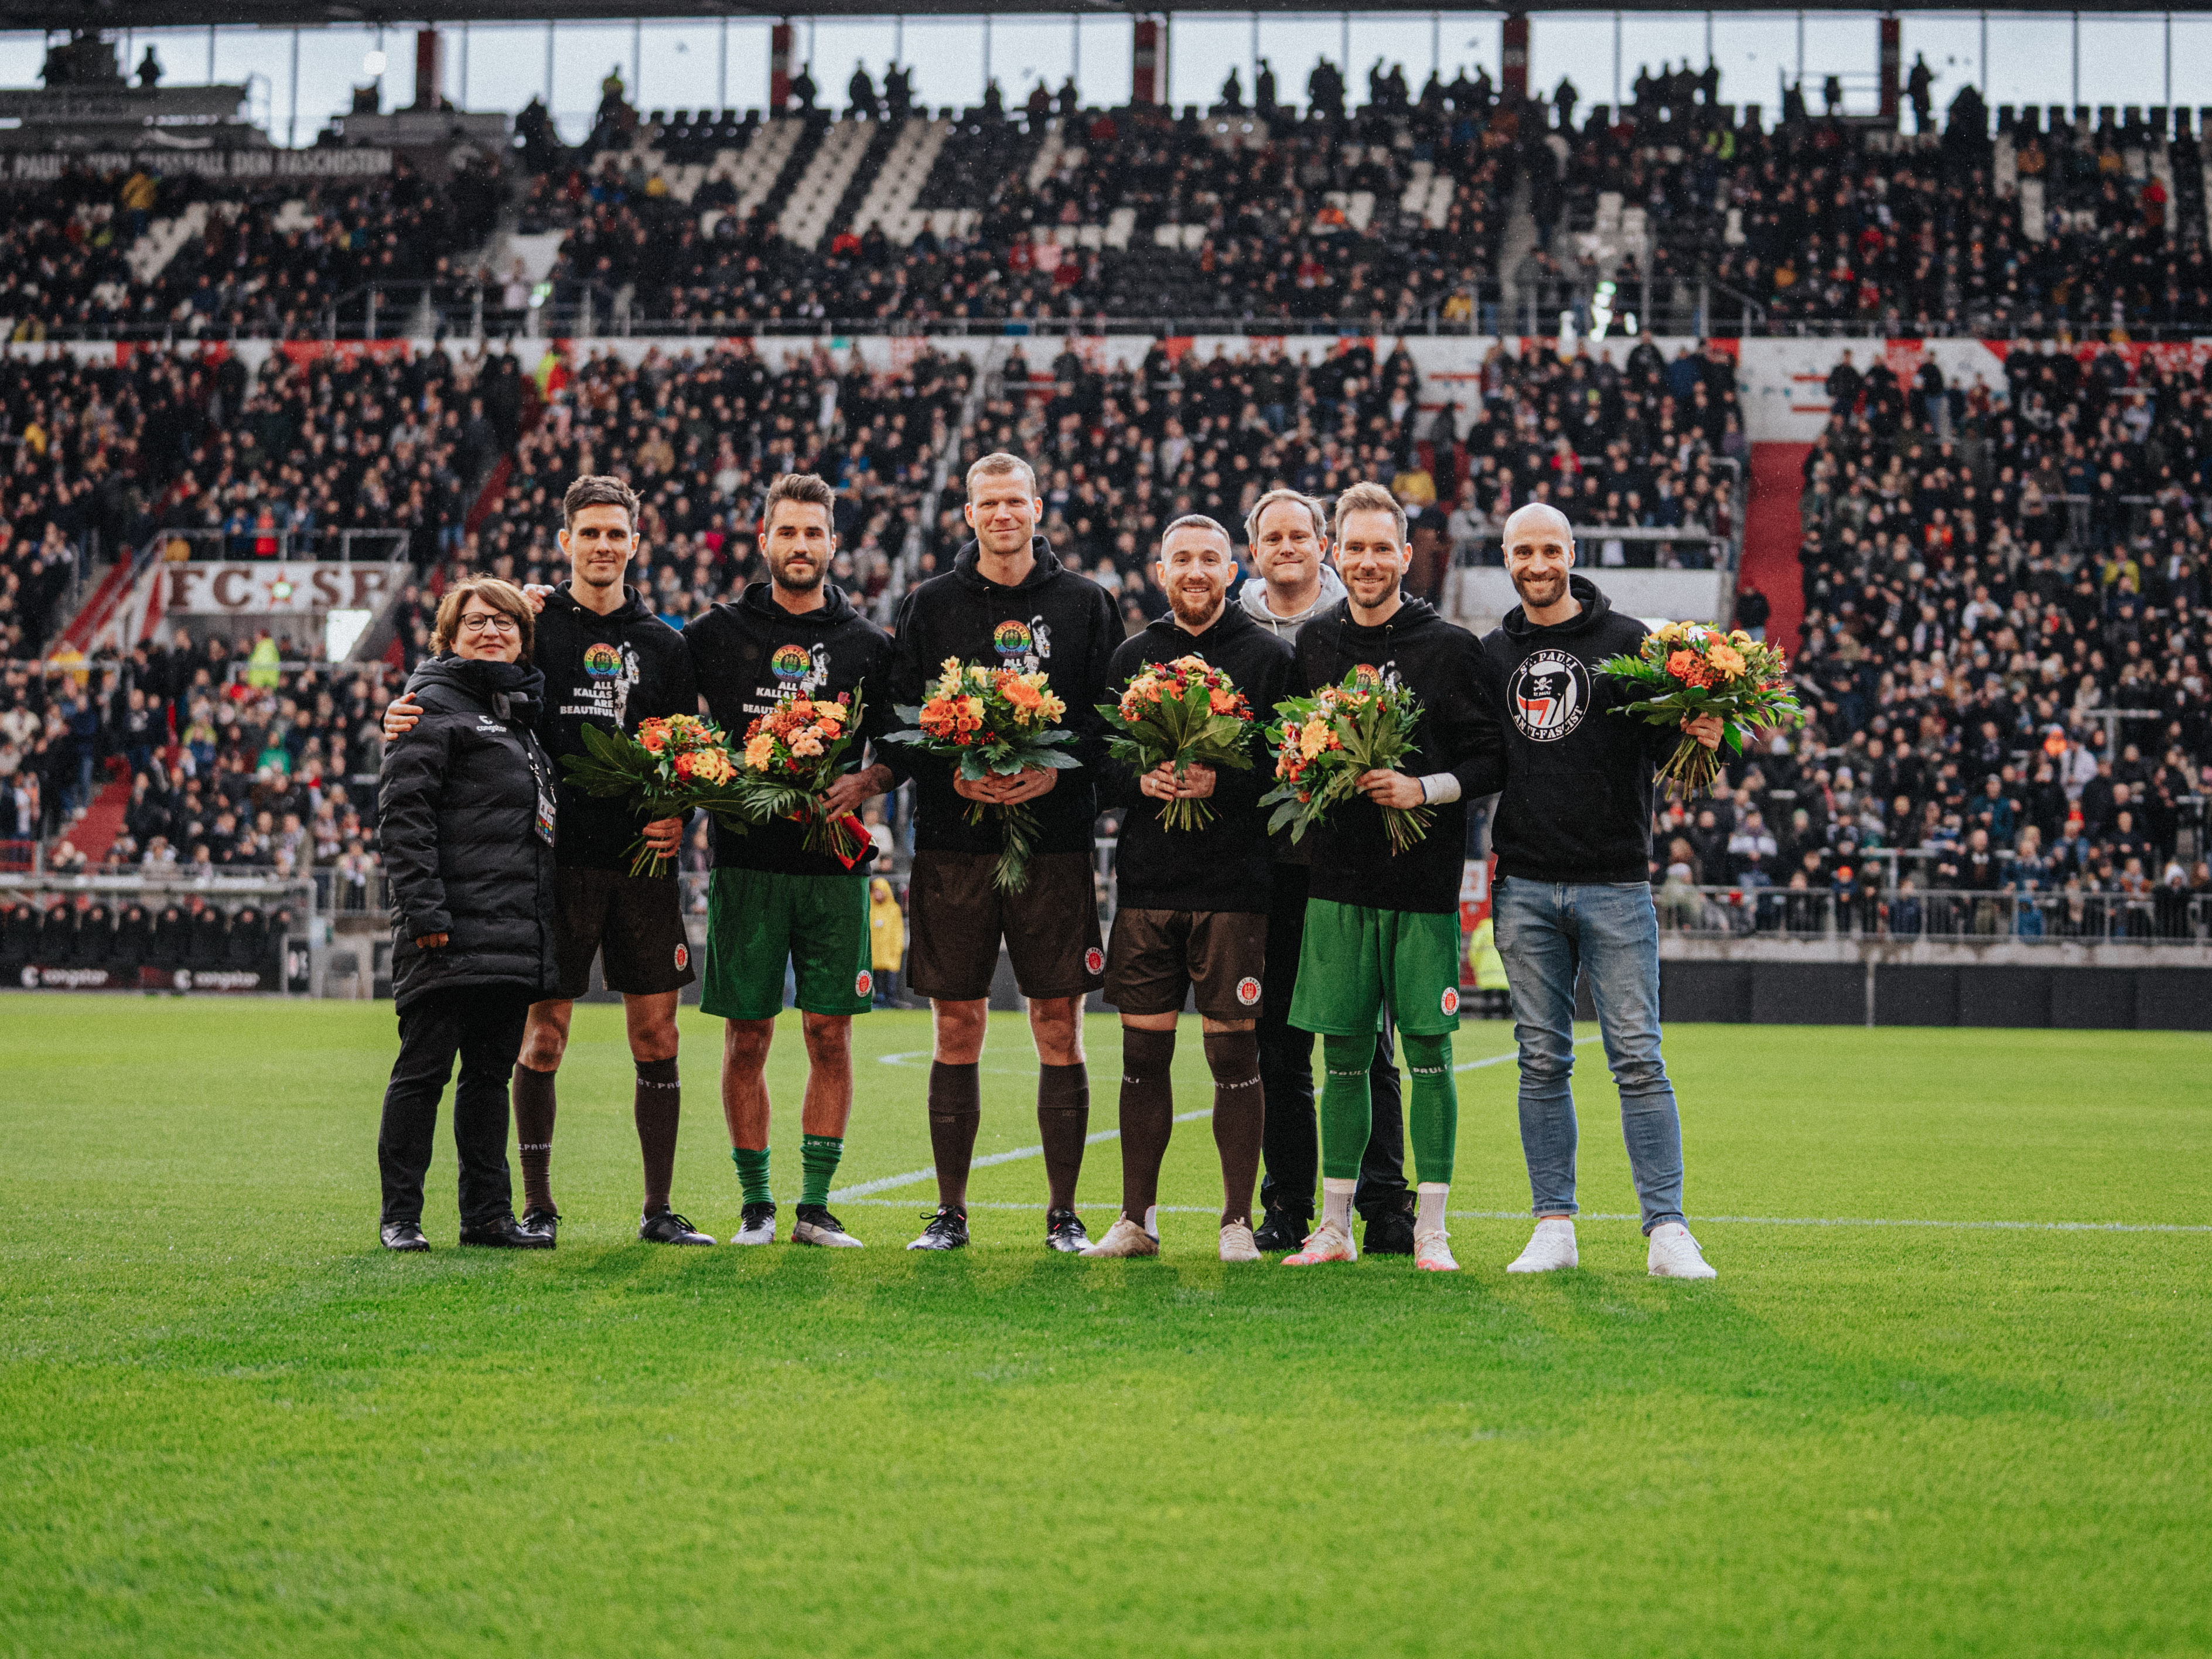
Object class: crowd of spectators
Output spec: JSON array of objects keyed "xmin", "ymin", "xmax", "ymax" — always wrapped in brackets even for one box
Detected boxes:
[
  {"xmin": 1660, "ymin": 340, "xmax": 2212, "ymax": 938},
  {"xmin": 0, "ymin": 156, "xmax": 506, "ymax": 342}
]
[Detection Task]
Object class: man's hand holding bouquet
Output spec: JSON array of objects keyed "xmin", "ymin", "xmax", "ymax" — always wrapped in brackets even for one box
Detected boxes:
[
  {"xmin": 731, "ymin": 689, "xmax": 873, "ymax": 866},
  {"xmin": 561, "ymin": 713, "xmax": 747, "ymax": 877},
  {"xmin": 1097, "ymin": 654, "xmax": 1255, "ymax": 831},
  {"xmin": 887, "ymin": 657, "xmax": 1079, "ymax": 892},
  {"xmin": 1259, "ymin": 671, "xmax": 1432, "ymax": 855},
  {"xmin": 1599, "ymin": 622, "xmax": 1804, "ymax": 794}
]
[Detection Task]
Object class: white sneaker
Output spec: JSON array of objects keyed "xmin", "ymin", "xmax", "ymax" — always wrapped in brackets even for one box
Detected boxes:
[
  {"xmin": 1282, "ymin": 1218, "xmax": 1358, "ymax": 1265},
  {"xmin": 1506, "ymin": 1217, "xmax": 1579, "ymax": 1273},
  {"xmin": 729, "ymin": 1201, "xmax": 776, "ymax": 1246},
  {"xmin": 1647, "ymin": 1221, "xmax": 1718, "ymax": 1280},
  {"xmin": 1414, "ymin": 1228, "xmax": 1459, "ymax": 1272},
  {"xmin": 791, "ymin": 1206, "xmax": 864, "ymax": 1248},
  {"xmin": 1079, "ymin": 1215, "xmax": 1159, "ymax": 1258},
  {"xmin": 1218, "ymin": 1220, "xmax": 1261, "ymax": 1263}
]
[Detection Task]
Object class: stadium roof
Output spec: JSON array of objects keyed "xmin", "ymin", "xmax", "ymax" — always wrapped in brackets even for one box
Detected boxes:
[{"xmin": 14, "ymin": 0, "xmax": 2212, "ymax": 27}]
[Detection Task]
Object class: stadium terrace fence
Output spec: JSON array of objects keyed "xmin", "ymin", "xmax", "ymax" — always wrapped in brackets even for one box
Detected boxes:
[
  {"xmin": 0, "ymin": 872, "xmax": 313, "ymax": 995},
  {"xmin": 1656, "ymin": 883, "xmax": 2209, "ymax": 945}
]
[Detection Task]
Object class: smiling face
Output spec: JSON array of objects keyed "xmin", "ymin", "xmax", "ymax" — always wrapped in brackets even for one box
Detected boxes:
[
  {"xmin": 453, "ymin": 599, "xmax": 523, "ymax": 663},
  {"xmin": 1504, "ymin": 504, "xmax": 1576, "ymax": 612},
  {"xmin": 1156, "ymin": 523, "xmax": 1234, "ymax": 628},
  {"xmin": 964, "ymin": 466, "xmax": 1042, "ymax": 558},
  {"xmin": 559, "ymin": 502, "xmax": 637, "ymax": 595},
  {"xmin": 1334, "ymin": 508, "xmax": 1411, "ymax": 610},
  {"xmin": 760, "ymin": 498, "xmax": 835, "ymax": 593},
  {"xmin": 1249, "ymin": 497, "xmax": 1326, "ymax": 596}
]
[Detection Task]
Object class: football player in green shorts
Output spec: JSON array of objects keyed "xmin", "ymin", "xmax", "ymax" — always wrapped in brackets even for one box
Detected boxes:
[
  {"xmin": 1281, "ymin": 482, "xmax": 1504, "ymax": 1272},
  {"xmin": 685, "ymin": 473, "xmax": 896, "ymax": 1248}
]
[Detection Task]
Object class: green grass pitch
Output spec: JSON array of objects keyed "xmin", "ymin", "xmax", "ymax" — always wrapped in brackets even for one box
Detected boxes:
[{"xmin": 2, "ymin": 996, "xmax": 2208, "ymax": 1657}]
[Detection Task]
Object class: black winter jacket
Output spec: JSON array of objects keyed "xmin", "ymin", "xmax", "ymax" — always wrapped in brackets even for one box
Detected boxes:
[
  {"xmin": 378, "ymin": 657, "xmax": 561, "ymax": 1010},
  {"xmin": 685, "ymin": 581, "xmax": 895, "ymax": 876},
  {"xmin": 888, "ymin": 538, "xmax": 1124, "ymax": 857},
  {"xmin": 1291, "ymin": 596, "xmax": 1504, "ymax": 915},
  {"xmin": 1100, "ymin": 604, "xmax": 1293, "ymax": 915},
  {"xmin": 1477, "ymin": 574, "xmax": 1684, "ymax": 885},
  {"xmin": 535, "ymin": 583, "xmax": 698, "ymax": 873}
]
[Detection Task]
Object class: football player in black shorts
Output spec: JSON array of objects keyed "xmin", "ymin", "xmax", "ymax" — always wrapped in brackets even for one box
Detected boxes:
[
  {"xmin": 384, "ymin": 475, "xmax": 714, "ymax": 1247},
  {"xmin": 886, "ymin": 452, "xmax": 1124, "ymax": 1252}
]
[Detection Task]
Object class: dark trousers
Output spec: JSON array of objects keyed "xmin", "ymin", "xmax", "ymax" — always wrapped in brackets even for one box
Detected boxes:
[
  {"xmin": 1257, "ymin": 862, "xmax": 1408, "ymax": 1218},
  {"xmin": 377, "ymin": 984, "xmax": 532, "ymax": 1228}
]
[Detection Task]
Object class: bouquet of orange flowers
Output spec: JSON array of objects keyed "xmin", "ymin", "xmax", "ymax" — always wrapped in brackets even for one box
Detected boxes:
[
  {"xmin": 1598, "ymin": 621, "xmax": 1804, "ymax": 795},
  {"xmin": 887, "ymin": 657, "xmax": 1079, "ymax": 892},
  {"xmin": 1096, "ymin": 654, "xmax": 1256, "ymax": 831},
  {"xmin": 1258, "ymin": 672, "xmax": 1430, "ymax": 855},
  {"xmin": 733, "ymin": 689, "xmax": 871, "ymax": 867},
  {"xmin": 560, "ymin": 713, "xmax": 746, "ymax": 877}
]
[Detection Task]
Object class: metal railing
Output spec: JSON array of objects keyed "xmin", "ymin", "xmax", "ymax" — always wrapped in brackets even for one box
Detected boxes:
[
  {"xmin": 1655, "ymin": 882, "xmax": 2208, "ymax": 944},
  {"xmin": 141, "ymin": 527, "xmax": 414, "ymax": 565}
]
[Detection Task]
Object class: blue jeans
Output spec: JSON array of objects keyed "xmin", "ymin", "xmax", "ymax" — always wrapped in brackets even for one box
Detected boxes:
[{"xmin": 1492, "ymin": 878, "xmax": 1685, "ymax": 1233}]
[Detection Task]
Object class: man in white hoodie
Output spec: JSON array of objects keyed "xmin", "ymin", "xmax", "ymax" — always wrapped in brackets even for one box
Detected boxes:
[{"xmin": 1238, "ymin": 488, "xmax": 1415, "ymax": 1255}]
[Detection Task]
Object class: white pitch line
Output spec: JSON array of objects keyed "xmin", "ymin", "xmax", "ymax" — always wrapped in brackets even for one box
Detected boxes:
[
  {"xmin": 825, "ymin": 1199, "xmax": 2212, "ymax": 1233},
  {"xmin": 837, "ymin": 1038, "xmax": 1576, "ymax": 1203}
]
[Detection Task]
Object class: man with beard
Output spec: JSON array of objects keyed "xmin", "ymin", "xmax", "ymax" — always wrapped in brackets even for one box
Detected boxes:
[
  {"xmin": 888, "ymin": 451, "xmax": 1122, "ymax": 1253},
  {"xmin": 1279, "ymin": 482, "xmax": 1502, "ymax": 1272},
  {"xmin": 684, "ymin": 472, "xmax": 895, "ymax": 1248},
  {"xmin": 1237, "ymin": 487, "xmax": 1416, "ymax": 1254},
  {"xmin": 384, "ymin": 475, "xmax": 713, "ymax": 1247},
  {"xmin": 1482, "ymin": 502, "xmax": 1722, "ymax": 1279},
  {"xmin": 1081, "ymin": 515, "xmax": 1292, "ymax": 1261}
]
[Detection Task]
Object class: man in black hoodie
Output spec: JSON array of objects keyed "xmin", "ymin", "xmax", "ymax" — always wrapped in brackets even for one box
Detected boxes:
[
  {"xmin": 1479, "ymin": 503, "xmax": 1721, "ymax": 1281},
  {"xmin": 1081, "ymin": 514, "xmax": 1293, "ymax": 1263},
  {"xmin": 685, "ymin": 472, "xmax": 895, "ymax": 1250},
  {"xmin": 384, "ymin": 476, "xmax": 711, "ymax": 1248},
  {"xmin": 1281, "ymin": 482, "xmax": 1503, "ymax": 1273},
  {"xmin": 887, "ymin": 451, "xmax": 1124, "ymax": 1253}
]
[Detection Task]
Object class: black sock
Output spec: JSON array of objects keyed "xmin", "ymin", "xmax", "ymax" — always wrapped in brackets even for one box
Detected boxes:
[
  {"xmin": 1037, "ymin": 1060, "xmax": 1090, "ymax": 1213},
  {"xmin": 511, "ymin": 1063, "xmax": 557, "ymax": 1214},
  {"xmin": 634, "ymin": 1057, "xmax": 680, "ymax": 1216},
  {"xmin": 1203, "ymin": 1029, "xmax": 1264, "ymax": 1227},
  {"xmin": 927, "ymin": 1060, "xmax": 981, "ymax": 1209},
  {"xmin": 1117, "ymin": 1028, "xmax": 1177, "ymax": 1222}
]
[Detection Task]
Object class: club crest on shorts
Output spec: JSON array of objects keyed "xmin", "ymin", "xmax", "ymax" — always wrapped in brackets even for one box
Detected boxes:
[
  {"xmin": 674, "ymin": 943, "xmax": 689, "ymax": 971},
  {"xmin": 855, "ymin": 969, "xmax": 872, "ymax": 996},
  {"xmin": 1507, "ymin": 648, "xmax": 1590, "ymax": 742},
  {"xmin": 1235, "ymin": 975, "xmax": 1262, "ymax": 1006},
  {"xmin": 1440, "ymin": 985, "xmax": 1460, "ymax": 1016},
  {"xmin": 583, "ymin": 641, "xmax": 623, "ymax": 678},
  {"xmin": 1084, "ymin": 946, "xmax": 1104, "ymax": 975}
]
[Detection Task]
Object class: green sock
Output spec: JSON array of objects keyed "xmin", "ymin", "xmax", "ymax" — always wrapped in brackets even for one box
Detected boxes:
[
  {"xmin": 1402, "ymin": 1032, "xmax": 1458, "ymax": 1186},
  {"xmin": 1319, "ymin": 1033, "xmax": 1375, "ymax": 1182},
  {"xmin": 800, "ymin": 1134, "xmax": 844, "ymax": 1207},
  {"xmin": 732, "ymin": 1146, "xmax": 772, "ymax": 1206}
]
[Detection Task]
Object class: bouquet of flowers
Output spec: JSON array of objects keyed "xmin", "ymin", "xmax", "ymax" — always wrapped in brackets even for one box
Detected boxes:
[
  {"xmin": 560, "ymin": 713, "xmax": 746, "ymax": 878},
  {"xmin": 732, "ymin": 689, "xmax": 872, "ymax": 867},
  {"xmin": 1598, "ymin": 622, "xmax": 1805, "ymax": 796},
  {"xmin": 1096, "ymin": 654, "xmax": 1255, "ymax": 831},
  {"xmin": 1258, "ymin": 671, "xmax": 1431, "ymax": 855},
  {"xmin": 887, "ymin": 657, "xmax": 1080, "ymax": 893}
]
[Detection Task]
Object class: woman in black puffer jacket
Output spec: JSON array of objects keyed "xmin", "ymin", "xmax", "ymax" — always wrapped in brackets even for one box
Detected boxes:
[{"xmin": 374, "ymin": 577, "xmax": 560, "ymax": 1252}]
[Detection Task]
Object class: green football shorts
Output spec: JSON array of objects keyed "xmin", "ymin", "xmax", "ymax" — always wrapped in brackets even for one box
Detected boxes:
[
  {"xmin": 701, "ymin": 866, "xmax": 874, "ymax": 1021},
  {"xmin": 1288, "ymin": 897, "xmax": 1465, "ymax": 1039}
]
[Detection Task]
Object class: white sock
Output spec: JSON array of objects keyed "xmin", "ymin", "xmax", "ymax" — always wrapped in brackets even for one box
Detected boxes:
[
  {"xmin": 1142, "ymin": 1203, "xmax": 1158, "ymax": 1240},
  {"xmin": 1321, "ymin": 1177, "xmax": 1356, "ymax": 1234},
  {"xmin": 1417, "ymin": 1182, "xmax": 1449, "ymax": 1235}
]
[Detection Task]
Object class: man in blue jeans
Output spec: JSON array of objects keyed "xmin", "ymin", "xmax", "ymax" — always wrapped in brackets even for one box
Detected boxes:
[{"xmin": 1478, "ymin": 504, "xmax": 1723, "ymax": 1279}]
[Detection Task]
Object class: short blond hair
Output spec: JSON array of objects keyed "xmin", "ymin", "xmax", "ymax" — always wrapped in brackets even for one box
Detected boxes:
[
  {"xmin": 1244, "ymin": 487, "xmax": 1326, "ymax": 545},
  {"xmin": 1331, "ymin": 480, "xmax": 1407, "ymax": 547},
  {"xmin": 965, "ymin": 450, "xmax": 1038, "ymax": 499}
]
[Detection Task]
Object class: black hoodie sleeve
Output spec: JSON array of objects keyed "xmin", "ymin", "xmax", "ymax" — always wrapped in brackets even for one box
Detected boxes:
[
  {"xmin": 1439, "ymin": 647, "xmax": 1508, "ymax": 802},
  {"xmin": 883, "ymin": 585, "xmax": 936, "ymax": 792},
  {"xmin": 1066, "ymin": 582, "xmax": 1127, "ymax": 778}
]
